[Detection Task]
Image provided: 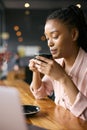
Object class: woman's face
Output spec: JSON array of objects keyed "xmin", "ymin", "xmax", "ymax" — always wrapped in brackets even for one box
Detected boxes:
[{"xmin": 44, "ymin": 19, "xmax": 77, "ymax": 59}]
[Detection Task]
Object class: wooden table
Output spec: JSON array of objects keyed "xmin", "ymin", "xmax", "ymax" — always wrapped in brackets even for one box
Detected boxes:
[
  {"xmin": 0, "ymin": 79, "xmax": 87, "ymax": 130},
  {"xmin": 7, "ymin": 68, "xmax": 25, "ymax": 80}
]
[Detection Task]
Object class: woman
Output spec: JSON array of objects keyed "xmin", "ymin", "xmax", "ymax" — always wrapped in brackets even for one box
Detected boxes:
[{"xmin": 29, "ymin": 5, "xmax": 87, "ymax": 120}]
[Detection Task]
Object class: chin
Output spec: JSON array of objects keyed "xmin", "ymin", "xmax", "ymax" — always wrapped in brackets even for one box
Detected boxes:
[
  {"xmin": 52, "ymin": 55, "xmax": 58, "ymax": 59},
  {"xmin": 52, "ymin": 54, "xmax": 61, "ymax": 59}
]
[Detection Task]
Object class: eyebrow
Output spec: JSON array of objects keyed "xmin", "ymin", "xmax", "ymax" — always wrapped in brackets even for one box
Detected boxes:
[{"xmin": 44, "ymin": 30, "xmax": 59, "ymax": 36}]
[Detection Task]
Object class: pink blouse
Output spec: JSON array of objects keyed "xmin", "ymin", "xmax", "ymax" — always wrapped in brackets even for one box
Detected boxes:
[{"xmin": 30, "ymin": 48, "xmax": 87, "ymax": 120}]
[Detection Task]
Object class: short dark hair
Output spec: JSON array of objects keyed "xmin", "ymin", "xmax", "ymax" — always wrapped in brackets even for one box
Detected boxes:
[{"xmin": 46, "ymin": 5, "xmax": 87, "ymax": 52}]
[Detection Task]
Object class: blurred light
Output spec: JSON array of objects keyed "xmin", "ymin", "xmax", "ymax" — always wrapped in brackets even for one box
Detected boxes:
[
  {"xmin": 25, "ymin": 10, "xmax": 30, "ymax": 15},
  {"xmin": 1, "ymin": 32, "xmax": 10, "ymax": 40},
  {"xmin": 76, "ymin": 4, "xmax": 81, "ymax": 8},
  {"xmin": 41, "ymin": 35, "xmax": 46, "ymax": 41},
  {"xmin": 13, "ymin": 26, "xmax": 19, "ymax": 31},
  {"xmin": 18, "ymin": 37, "xmax": 23, "ymax": 42},
  {"xmin": 16, "ymin": 31, "xmax": 22, "ymax": 37},
  {"xmin": 24, "ymin": 3, "xmax": 30, "ymax": 8}
]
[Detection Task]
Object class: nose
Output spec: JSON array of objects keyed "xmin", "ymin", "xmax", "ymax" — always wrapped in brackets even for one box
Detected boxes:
[{"xmin": 47, "ymin": 39, "xmax": 54, "ymax": 47}]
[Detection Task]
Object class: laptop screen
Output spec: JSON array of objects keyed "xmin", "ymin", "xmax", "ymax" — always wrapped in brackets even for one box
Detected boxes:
[{"xmin": 0, "ymin": 86, "xmax": 28, "ymax": 130}]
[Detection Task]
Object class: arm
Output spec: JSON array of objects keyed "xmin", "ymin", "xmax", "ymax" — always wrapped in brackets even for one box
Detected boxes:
[
  {"xmin": 29, "ymin": 59, "xmax": 42, "ymax": 90},
  {"xmin": 70, "ymin": 92, "xmax": 87, "ymax": 120},
  {"xmin": 34, "ymin": 56, "xmax": 78, "ymax": 104},
  {"xmin": 60, "ymin": 73, "xmax": 87, "ymax": 120},
  {"xmin": 59, "ymin": 73, "xmax": 78, "ymax": 104},
  {"xmin": 29, "ymin": 59, "xmax": 53, "ymax": 99},
  {"xmin": 34, "ymin": 56, "xmax": 87, "ymax": 120}
]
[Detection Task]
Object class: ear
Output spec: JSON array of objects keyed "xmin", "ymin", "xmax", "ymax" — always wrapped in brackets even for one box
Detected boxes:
[{"xmin": 72, "ymin": 28, "xmax": 79, "ymax": 42}]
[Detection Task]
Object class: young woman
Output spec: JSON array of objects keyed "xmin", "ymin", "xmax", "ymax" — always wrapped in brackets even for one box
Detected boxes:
[{"xmin": 29, "ymin": 5, "xmax": 87, "ymax": 120}]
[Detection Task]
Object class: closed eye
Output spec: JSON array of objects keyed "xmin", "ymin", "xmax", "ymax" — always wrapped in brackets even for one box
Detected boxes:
[{"xmin": 53, "ymin": 36, "xmax": 58, "ymax": 39}]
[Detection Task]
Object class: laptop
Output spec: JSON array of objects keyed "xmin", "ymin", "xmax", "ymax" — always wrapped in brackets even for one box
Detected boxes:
[
  {"xmin": 0, "ymin": 86, "xmax": 47, "ymax": 130},
  {"xmin": 0, "ymin": 86, "xmax": 28, "ymax": 130}
]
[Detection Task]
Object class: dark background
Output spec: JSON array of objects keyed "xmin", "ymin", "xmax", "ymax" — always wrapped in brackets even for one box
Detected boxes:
[{"xmin": 0, "ymin": 0, "xmax": 87, "ymax": 66}]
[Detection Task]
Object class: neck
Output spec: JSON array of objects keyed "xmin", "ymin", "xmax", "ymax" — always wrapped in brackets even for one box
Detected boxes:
[{"xmin": 64, "ymin": 47, "xmax": 80, "ymax": 73}]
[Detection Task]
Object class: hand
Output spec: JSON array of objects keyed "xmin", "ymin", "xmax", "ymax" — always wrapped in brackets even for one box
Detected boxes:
[
  {"xmin": 29, "ymin": 58, "xmax": 39, "ymax": 72},
  {"xmin": 34, "ymin": 56, "xmax": 65, "ymax": 81}
]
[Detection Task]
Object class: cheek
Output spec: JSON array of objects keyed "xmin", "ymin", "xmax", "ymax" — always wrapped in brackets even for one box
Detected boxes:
[
  {"xmin": 54, "ymin": 37, "xmax": 64, "ymax": 48},
  {"xmin": 55, "ymin": 36, "xmax": 72, "ymax": 53},
  {"xmin": 59, "ymin": 35, "xmax": 72, "ymax": 47}
]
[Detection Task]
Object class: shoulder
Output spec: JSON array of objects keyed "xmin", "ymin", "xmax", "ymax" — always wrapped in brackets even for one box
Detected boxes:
[
  {"xmin": 78, "ymin": 48, "xmax": 87, "ymax": 74},
  {"xmin": 80, "ymin": 48, "xmax": 87, "ymax": 63}
]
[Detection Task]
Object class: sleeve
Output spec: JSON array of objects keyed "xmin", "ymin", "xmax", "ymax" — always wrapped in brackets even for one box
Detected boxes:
[
  {"xmin": 30, "ymin": 75, "xmax": 53, "ymax": 99},
  {"xmin": 70, "ymin": 92, "xmax": 87, "ymax": 120}
]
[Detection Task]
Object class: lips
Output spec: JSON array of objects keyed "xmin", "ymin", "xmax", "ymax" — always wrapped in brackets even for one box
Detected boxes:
[{"xmin": 50, "ymin": 49, "xmax": 57, "ymax": 55}]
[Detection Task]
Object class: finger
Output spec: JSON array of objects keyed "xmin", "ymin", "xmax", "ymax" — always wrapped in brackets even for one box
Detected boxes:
[
  {"xmin": 35, "ymin": 63, "xmax": 49, "ymax": 74},
  {"xmin": 34, "ymin": 59, "xmax": 48, "ymax": 68},
  {"xmin": 36, "ymin": 56, "xmax": 51, "ymax": 63}
]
